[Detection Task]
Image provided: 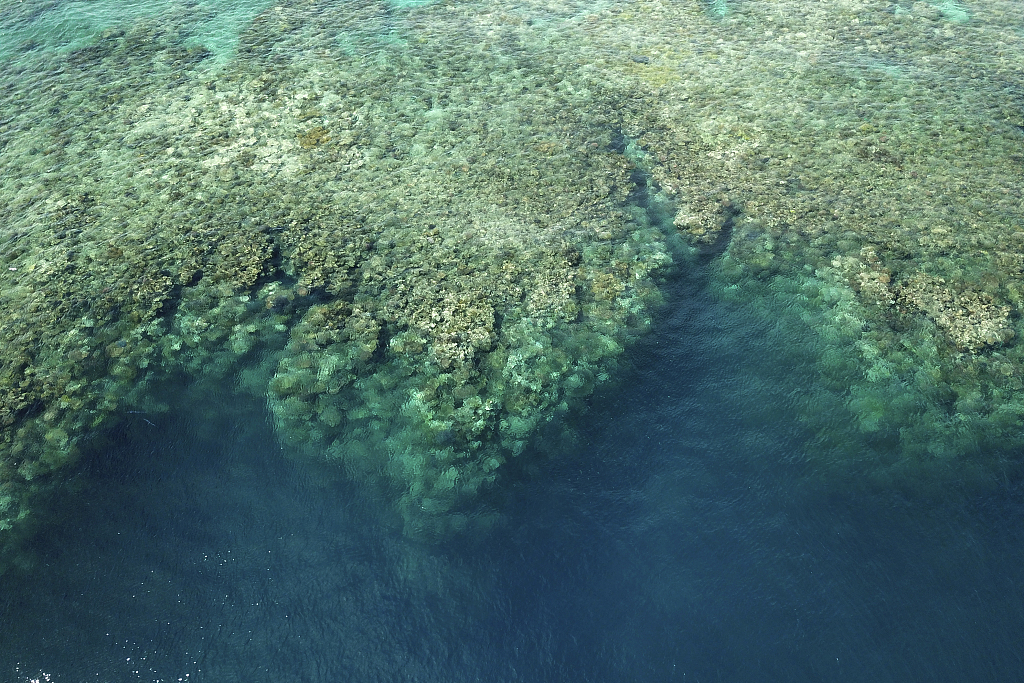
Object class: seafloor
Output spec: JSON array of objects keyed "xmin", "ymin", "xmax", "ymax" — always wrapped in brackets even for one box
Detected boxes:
[{"xmin": 1, "ymin": 0, "xmax": 1022, "ymax": 561}]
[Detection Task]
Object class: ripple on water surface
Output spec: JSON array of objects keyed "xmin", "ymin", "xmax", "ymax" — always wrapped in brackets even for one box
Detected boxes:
[{"xmin": 1, "ymin": 1, "xmax": 1024, "ymax": 679}]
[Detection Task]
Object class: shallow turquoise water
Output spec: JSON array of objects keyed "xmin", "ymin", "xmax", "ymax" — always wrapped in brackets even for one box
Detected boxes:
[
  {"xmin": 0, "ymin": 0, "xmax": 273, "ymax": 62},
  {"xmin": 2, "ymin": 0, "xmax": 1024, "ymax": 679}
]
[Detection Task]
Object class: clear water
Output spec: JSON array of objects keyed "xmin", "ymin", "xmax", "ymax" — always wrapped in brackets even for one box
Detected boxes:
[
  {"xmin": 5, "ymin": 268, "xmax": 1024, "ymax": 681},
  {"xmin": 0, "ymin": 0, "xmax": 274, "ymax": 62},
  {"xmin": 3, "ymin": 0, "xmax": 1024, "ymax": 679}
]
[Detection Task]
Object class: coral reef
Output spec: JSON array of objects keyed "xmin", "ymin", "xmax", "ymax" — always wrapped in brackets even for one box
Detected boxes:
[
  {"xmin": 894, "ymin": 274, "xmax": 1014, "ymax": 353},
  {"xmin": 2, "ymin": 0, "xmax": 1024, "ymax": 558},
  {"xmin": 583, "ymin": 0, "xmax": 1024, "ymax": 476},
  {"xmin": 0, "ymin": 0, "xmax": 674, "ymax": 549}
]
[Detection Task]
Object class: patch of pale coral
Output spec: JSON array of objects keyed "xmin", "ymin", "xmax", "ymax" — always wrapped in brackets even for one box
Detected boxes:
[
  {"xmin": 895, "ymin": 274, "xmax": 1015, "ymax": 352},
  {"xmin": 832, "ymin": 246, "xmax": 896, "ymax": 309}
]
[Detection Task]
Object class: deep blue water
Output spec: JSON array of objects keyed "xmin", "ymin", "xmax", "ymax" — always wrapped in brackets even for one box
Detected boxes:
[{"xmin": 3, "ymin": 266, "xmax": 1024, "ymax": 682}]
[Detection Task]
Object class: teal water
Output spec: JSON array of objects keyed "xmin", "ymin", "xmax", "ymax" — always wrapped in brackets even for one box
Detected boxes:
[
  {"xmin": 4, "ymin": 266, "xmax": 1024, "ymax": 681},
  {"xmin": 2, "ymin": 0, "xmax": 1024, "ymax": 679},
  {"xmin": 0, "ymin": 0, "xmax": 273, "ymax": 62}
]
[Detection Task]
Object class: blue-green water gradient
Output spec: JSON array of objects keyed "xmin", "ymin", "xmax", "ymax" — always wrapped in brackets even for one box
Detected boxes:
[
  {"xmin": 1, "ymin": 0, "xmax": 1023, "ymax": 679},
  {"xmin": 3, "ymin": 268, "xmax": 1023, "ymax": 681}
]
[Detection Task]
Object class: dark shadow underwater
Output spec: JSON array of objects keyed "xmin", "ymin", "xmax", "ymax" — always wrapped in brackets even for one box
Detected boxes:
[{"xmin": 3, "ymin": 269, "xmax": 1024, "ymax": 683}]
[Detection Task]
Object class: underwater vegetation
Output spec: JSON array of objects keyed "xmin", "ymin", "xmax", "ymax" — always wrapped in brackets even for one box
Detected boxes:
[
  {"xmin": 595, "ymin": 0, "xmax": 1024, "ymax": 481},
  {"xmin": 1, "ymin": 0, "xmax": 1023, "ymax": 565},
  {"xmin": 0, "ymin": 0, "xmax": 673, "ymax": 555}
]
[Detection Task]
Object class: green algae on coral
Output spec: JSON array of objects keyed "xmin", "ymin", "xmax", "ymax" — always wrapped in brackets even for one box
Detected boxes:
[
  {"xmin": 3, "ymin": 0, "xmax": 1024, "ymax": 561},
  {"xmin": 577, "ymin": 0, "xmax": 1024, "ymax": 482},
  {"xmin": 0, "ymin": 0, "xmax": 677, "ymax": 550}
]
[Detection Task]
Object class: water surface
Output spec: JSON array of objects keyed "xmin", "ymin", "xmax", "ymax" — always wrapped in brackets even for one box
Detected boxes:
[
  {"xmin": 2, "ymin": 0, "xmax": 1024, "ymax": 679},
  {"xmin": 4, "ymin": 269, "xmax": 1024, "ymax": 682}
]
